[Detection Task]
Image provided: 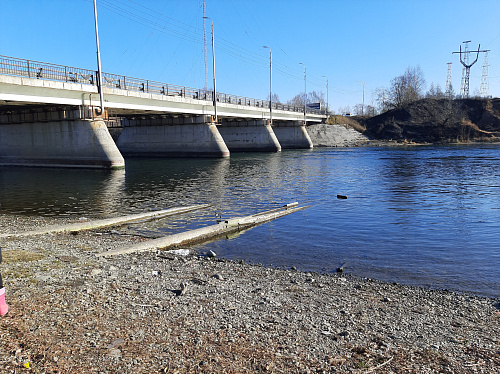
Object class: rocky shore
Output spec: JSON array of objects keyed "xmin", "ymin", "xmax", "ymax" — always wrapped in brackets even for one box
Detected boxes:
[{"xmin": 0, "ymin": 214, "xmax": 499, "ymax": 373}]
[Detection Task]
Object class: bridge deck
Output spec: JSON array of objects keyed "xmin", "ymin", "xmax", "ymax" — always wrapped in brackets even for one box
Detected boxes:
[{"xmin": 0, "ymin": 55, "xmax": 325, "ymax": 123}]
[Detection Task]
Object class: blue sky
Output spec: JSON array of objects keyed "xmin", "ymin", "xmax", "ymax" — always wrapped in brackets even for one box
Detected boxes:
[{"xmin": 1, "ymin": 0, "xmax": 499, "ymax": 113}]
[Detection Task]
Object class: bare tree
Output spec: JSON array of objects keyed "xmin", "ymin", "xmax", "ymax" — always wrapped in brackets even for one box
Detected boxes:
[
  {"xmin": 287, "ymin": 91, "xmax": 326, "ymax": 109},
  {"xmin": 388, "ymin": 66, "xmax": 426, "ymax": 108},
  {"xmin": 426, "ymin": 83, "xmax": 445, "ymax": 99},
  {"xmin": 374, "ymin": 87, "xmax": 390, "ymax": 113},
  {"xmin": 337, "ymin": 105, "xmax": 351, "ymax": 116},
  {"xmin": 365, "ymin": 104, "xmax": 376, "ymax": 116},
  {"xmin": 266, "ymin": 93, "xmax": 281, "ymax": 103},
  {"xmin": 353, "ymin": 104, "xmax": 364, "ymax": 116}
]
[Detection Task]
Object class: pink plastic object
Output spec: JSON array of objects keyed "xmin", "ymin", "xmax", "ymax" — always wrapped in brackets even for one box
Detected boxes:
[{"xmin": 0, "ymin": 287, "xmax": 8, "ymax": 316}]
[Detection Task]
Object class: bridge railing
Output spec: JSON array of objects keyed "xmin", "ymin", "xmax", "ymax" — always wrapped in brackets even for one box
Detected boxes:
[
  {"xmin": 0, "ymin": 55, "xmax": 323, "ymax": 115},
  {"xmin": 0, "ymin": 55, "xmax": 96, "ymax": 85}
]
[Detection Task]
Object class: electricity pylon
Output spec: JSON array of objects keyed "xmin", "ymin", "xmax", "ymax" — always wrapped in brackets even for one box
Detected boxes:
[
  {"xmin": 453, "ymin": 42, "xmax": 488, "ymax": 98},
  {"xmin": 459, "ymin": 41, "xmax": 470, "ymax": 97},
  {"xmin": 445, "ymin": 62, "xmax": 453, "ymax": 99},
  {"xmin": 480, "ymin": 51, "xmax": 490, "ymax": 98}
]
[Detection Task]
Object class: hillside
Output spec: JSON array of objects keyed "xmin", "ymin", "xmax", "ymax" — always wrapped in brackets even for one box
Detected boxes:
[{"xmin": 360, "ymin": 98, "xmax": 500, "ymax": 144}]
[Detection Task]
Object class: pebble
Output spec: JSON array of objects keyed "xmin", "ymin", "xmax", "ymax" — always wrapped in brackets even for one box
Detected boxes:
[{"xmin": 0, "ymin": 214, "xmax": 498, "ymax": 373}]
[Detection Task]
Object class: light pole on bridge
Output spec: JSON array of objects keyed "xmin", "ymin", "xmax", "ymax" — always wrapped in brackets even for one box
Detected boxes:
[
  {"xmin": 357, "ymin": 80, "xmax": 365, "ymax": 116},
  {"xmin": 263, "ymin": 46, "xmax": 272, "ymax": 124},
  {"xmin": 93, "ymin": 0, "xmax": 105, "ymax": 115},
  {"xmin": 299, "ymin": 63, "xmax": 306, "ymax": 124},
  {"xmin": 203, "ymin": 16, "xmax": 217, "ymax": 122},
  {"xmin": 322, "ymin": 75, "xmax": 329, "ymax": 117}
]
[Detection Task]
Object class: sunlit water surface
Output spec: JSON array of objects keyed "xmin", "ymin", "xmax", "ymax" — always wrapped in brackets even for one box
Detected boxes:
[{"xmin": 1, "ymin": 145, "xmax": 499, "ymax": 297}]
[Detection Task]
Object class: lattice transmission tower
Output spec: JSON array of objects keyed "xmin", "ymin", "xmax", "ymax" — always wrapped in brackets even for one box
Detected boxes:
[
  {"xmin": 445, "ymin": 62, "xmax": 453, "ymax": 98},
  {"xmin": 459, "ymin": 41, "xmax": 470, "ymax": 97},
  {"xmin": 480, "ymin": 51, "xmax": 490, "ymax": 98},
  {"xmin": 453, "ymin": 42, "xmax": 487, "ymax": 98}
]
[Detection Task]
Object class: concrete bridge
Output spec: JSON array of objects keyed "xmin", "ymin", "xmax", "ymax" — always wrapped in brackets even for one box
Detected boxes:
[{"xmin": 0, "ymin": 56, "xmax": 326, "ymax": 169}]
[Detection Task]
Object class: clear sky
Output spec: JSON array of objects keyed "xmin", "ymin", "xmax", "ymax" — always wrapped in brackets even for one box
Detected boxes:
[{"xmin": 1, "ymin": 0, "xmax": 499, "ymax": 113}]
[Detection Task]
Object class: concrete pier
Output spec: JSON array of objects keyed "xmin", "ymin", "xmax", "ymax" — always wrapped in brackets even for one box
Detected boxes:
[
  {"xmin": 217, "ymin": 119, "xmax": 281, "ymax": 152},
  {"xmin": 0, "ymin": 107, "xmax": 125, "ymax": 169},
  {"xmin": 272, "ymin": 121, "xmax": 313, "ymax": 149},
  {"xmin": 117, "ymin": 115, "xmax": 230, "ymax": 158}
]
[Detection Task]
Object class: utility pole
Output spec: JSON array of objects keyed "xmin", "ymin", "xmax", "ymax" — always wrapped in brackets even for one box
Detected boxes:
[
  {"xmin": 263, "ymin": 46, "xmax": 272, "ymax": 124},
  {"xmin": 480, "ymin": 50, "xmax": 490, "ymax": 98},
  {"xmin": 453, "ymin": 42, "xmax": 488, "ymax": 98},
  {"xmin": 93, "ymin": 0, "xmax": 104, "ymax": 115},
  {"xmin": 299, "ymin": 63, "xmax": 306, "ymax": 124},
  {"xmin": 357, "ymin": 80, "xmax": 365, "ymax": 116},
  {"xmin": 203, "ymin": 16, "xmax": 217, "ymax": 121},
  {"xmin": 445, "ymin": 62, "xmax": 453, "ymax": 99},
  {"xmin": 322, "ymin": 75, "xmax": 328, "ymax": 116},
  {"xmin": 203, "ymin": 0, "xmax": 208, "ymax": 91}
]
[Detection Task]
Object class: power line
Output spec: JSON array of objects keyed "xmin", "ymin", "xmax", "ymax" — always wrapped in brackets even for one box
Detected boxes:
[{"xmin": 89, "ymin": 0, "xmax": 338, "ymax": 97}]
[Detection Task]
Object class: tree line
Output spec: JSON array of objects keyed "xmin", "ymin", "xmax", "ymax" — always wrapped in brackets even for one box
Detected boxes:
[{"xmin": 271, "ymin": 64, "xmax": 483, "ymax": 117}]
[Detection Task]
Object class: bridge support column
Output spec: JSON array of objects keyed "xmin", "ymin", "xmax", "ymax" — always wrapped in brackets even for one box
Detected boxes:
[
  {"xmin": 272, "ymin": 121, "xmax": 313, "ymax": 149},
  {"xmin": 0, "ymin": 107, "xmax": 125, "ymax": 169},
  {"xmin": 117, "ymin": 115, "xmax": 229, "ymax": 158},
  {"xmin": 217, "ymin": 119, "xmax": 281, "ymax": 152}
]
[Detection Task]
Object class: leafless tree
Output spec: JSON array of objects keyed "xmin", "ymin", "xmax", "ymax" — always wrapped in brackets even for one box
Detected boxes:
[
  {"xmin": 266, "ymin": 93, "xmax": 281, "ymax": 103},
  {"xmin": 287, "ymin": 91, "xmax": 326, "ymax": 109},
  {"xmin": 388, "ymin": 66, "xmax": 426, "ymax": 108},
  {"xmin": 426, "ymin": 83, "xmax": 445, "ymax": 99}
]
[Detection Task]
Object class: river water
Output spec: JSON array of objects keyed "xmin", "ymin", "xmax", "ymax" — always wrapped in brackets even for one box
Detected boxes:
[{"xmin": 1, "ymin": 144, "xmax": 499, "ymax": 297}]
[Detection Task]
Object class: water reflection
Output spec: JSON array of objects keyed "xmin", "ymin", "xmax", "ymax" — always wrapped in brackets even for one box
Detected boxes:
[{"xmin": 0, "ymin": 167, "xmax": 125, "ymax": 217}]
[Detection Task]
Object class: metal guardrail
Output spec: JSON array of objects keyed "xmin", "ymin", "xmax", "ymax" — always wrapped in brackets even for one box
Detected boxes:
[{"xmin": 0, "ymin": 55, "xmax": 324, "ymax": 115}]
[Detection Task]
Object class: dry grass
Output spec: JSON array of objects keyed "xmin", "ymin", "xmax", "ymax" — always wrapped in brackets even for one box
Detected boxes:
[
  {"xmin": 327, "ymin": 115, "xmax": 366, "ymax": 133},
  {"xmin": 2, "ymin": 250, "xmax": 45, "ymax": 264}
]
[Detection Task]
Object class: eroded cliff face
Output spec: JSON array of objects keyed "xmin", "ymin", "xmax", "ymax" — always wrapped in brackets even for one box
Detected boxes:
[{"xmin": 362, "ymin": 98, "xmax": 500, "ymax": 143}]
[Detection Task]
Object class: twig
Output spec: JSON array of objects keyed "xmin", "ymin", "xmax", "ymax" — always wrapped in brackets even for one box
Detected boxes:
[{"xmin": 365, "ymin": 356, "xmax": 394, "ymax": 372}]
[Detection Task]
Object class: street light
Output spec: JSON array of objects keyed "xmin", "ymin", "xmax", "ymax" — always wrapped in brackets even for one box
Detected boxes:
[
  {"xmin": 263, "ymin": 46, "xmax": 272, "ymax": 124},
  {"xmin": 203, "ymin": 16, "xmax": 217, "ymax": 122},
  {"xmin": 322, "ymin": 75, "xmax": 329, "ymax": 116},
  {"xmin": 93, "ymin": 0, "xmax": 104, "ymax": 115},
  {"xmin": 357, "ymin": 80, "xmax": 365, "ymax": 116},
  {"xmin": 299, "ymin": 63, "xmax": 306, "ymax": 124}
]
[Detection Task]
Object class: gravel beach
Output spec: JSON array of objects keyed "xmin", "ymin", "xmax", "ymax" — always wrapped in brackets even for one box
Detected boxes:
[{"xmin": 0, "ymin": 214, "xmax": 499, "ymax": 373}]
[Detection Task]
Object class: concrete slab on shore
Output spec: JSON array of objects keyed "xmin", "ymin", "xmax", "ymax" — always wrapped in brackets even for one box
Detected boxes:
[
  {"xmin": 98, "ymin": 204, "xmax": 308, "ymax": 256},
  {"xmin": 0, "ymin": 204, "xmax": 210, "ymax": 238}
]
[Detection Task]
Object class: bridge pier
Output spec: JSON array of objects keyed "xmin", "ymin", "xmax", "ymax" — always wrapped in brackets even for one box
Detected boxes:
[
  {"xmin": 116, "ymin": 115, "xmax": 230, "ymax": 158},
  {"xmin": 217, "ymin": 119, "xmax": 281, "ymax": 152},
  {"xmin": 0, "ymin": 106, "xmax": 125, "ymax": 169},
  {"xmin": 272, "ymin": 121, "xmax": 313, "ymax": 149}
]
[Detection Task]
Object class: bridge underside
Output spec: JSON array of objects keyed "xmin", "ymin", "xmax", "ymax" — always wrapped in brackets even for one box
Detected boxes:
[
  {"xmin": 0, "ymin": 106, "xmax": 124, "ymax": 169},
  {"xmin": 0, "ymin": 104, "xmax": 320, "ymax": 168},
  {"xmin": 0, "ymin": 75, "xmax": 326, "ymax": 168}
]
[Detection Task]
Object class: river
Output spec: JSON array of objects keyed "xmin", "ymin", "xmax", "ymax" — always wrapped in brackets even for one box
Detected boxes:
[{"xmin": 1, "ymin": 144, "xmax": 499, "ymax": 297}]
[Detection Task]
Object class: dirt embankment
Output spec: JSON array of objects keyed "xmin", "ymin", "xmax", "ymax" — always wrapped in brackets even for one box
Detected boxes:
[{"xmin": 360, "ymin": 98, "xmax": 500, "ymax": 144}]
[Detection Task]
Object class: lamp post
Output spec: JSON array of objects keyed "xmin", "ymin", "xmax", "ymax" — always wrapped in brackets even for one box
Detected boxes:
[
  {"xmin": 93, "ymin": 0, "xmax": 104, "ymax": 115},
  {"xmin": 203, "ymin": 16, "xmax": 217, "ymax": 122},
  {"xmin": 357, "ymin": 80, "xmax": 365, "ymax": 116},
  {"xmin": 299, "ymin": 63, "xmax": 306, "ymax": 124},
  {"xmin": 263, "ymin": 46, "xmax": 272, "ymax": 124},
  {"xmin": 322, "ymin": 75, "xmax": 329, "ymax": 116}
]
